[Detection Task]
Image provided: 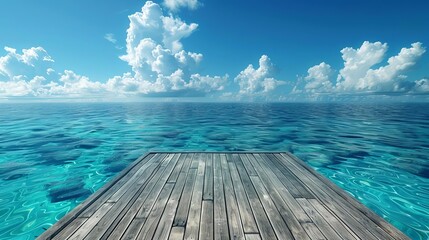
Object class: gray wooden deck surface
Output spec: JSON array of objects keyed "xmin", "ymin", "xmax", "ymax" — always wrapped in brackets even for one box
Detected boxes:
[{"xmin": 37, "ymin": 152, "xmax": 409, "ymax": 240}]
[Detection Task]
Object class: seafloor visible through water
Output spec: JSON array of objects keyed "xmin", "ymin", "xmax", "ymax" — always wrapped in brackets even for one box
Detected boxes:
[{"xmin": 0, "ymin": 102, "xmax": 428, "ymax": 239}]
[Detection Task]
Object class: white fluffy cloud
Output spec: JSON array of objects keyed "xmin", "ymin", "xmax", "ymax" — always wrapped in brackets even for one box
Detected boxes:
[
  {"xmin": 0, "ymin": 46, "xmax": 56, "ymax": 97},
  {"xmin": 188, "ymin": 74, "xmax": 228, "ymax": 92},
  {"xmin": 0, "ymin": 46, "xmax": 54, "ymax": 81},
  {"xmin": 0, "ymin": 76, "xmax": 46, "ymax": 97},
  {"xmin": 0, "ymin": 69, "xmax": 106, "ymax": 98},
  {"xmin": 337, "ymin": 42, "xmax": 426, "ymax": 92},
  {"xmin": 304, "ymin": 62, "xmax": 333, "ymax": 93},
  {"xmin": 234, "ymin": 55, "xmax": 284, "ymax": 95},
  {"xmin": 163, "ymin": 0, "xmax": 199, "ymax": 11},
  {"xmin": 0, "ymin": 46, "xmax": 108, "ymax": 98},
  {"xmin": 50, "ymin": 70, "xmax": 105, "ymax": 96},
  {"xmin": 297, "ymin": 41, "xmax": 428, "ymax": 95},
  {"xmin": 0, "ymin": 1, "xmax": 226, "ymax": 99},
  {"xmin": 113, "ymin": 1, "xmax": 226, "ymax": 96},
  {"xmin": 336, "ymin": 41, "xmax": 387, "ymax": 91}
]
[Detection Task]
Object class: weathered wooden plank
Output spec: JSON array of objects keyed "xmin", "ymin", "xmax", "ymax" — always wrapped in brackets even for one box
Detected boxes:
[
  {"xmin": 235, "ymin": 155, "xmax": 277, "ymax": 240},
  {"xmin": 86, "ymin": 152, "xmax": 167, "ymax": 240},
  {"xmin": 296, "ymin": 198, "xmax": 342, "ymax": 240},
  {"xmin": 153, "ymin": 154, "xmax": 194, "ymax": 240},
  {"xmin": 199, "ymin": 200, "xmax": 214, "ymax": 240},
  {"xmin": 37, "ymin": 153, "xmax": 155, "ymax": 240},
  {"xmin": 105, "ymin": 154, "xmax": 174, "ymax": 239},
  {"xmin": 283, "ymin": 152, "xmax": 409, "ymax": 240},
  {"xmin": 307, "ymin": 199, "xmax": 358, "ymax": 240},
  {"xmin": 172, "ymin": 153, "xmax": 197, "ymax": 227},
  {"xmin": 276, "ymin": 153, "xmax": 392, "ymax": 239},
  {"xmin": 250, "ymin": 154, "xmax": 310, "ymax": 240},
  {"xmin": 228, "ymin": 154, "xmax": 258, "ymax": 233},
  {"xmin": 67, "ymin": 202, "xmax": 114, "ymax": 240},
  {"xmin": 245, "ymin": 154, "xmax": 260, "ymax": 175},
  {"xmin": 167, "ymin": 153, "xmax": 186, "ymax": 183},
  {"xmin": 173, "ymin": 168, "xmax": 197, "ymax": 227},
  {"xmin": 279, "ymin": 153, "xmax": 398, "ymax": 239},
  {"xmin": 256, "ymin": 154, "xmax": 312, "ymax": 224},
  {"xmin": 118, "ymin": 155, "xmax": 178, "ymax": 240},
  {"xmin": 107, "ymin": 153, "xmax": 166, "ymax": 202},
  {"xmin": 169, "ymin": 227, "xmax": 185, "ymax": 240},
  {"xmin": 249, "ymin": 175, "xmax": 294, "ymax": 240},
  {"xmin": 118, "ymin": 218, "xmax": 143, "ymax": 240},
  {"xmin": 245, "ymin": 233, "xmax": 262, "ymax": 240},
  {"xmin": 100, "ymin": 153, "xmax": 179, "ymax": 239},
  {"xmin": 213, "ymin": 153, "xmax": 229, "ymax": 240},
  {"xmin": 39, "ymin": 152, "xmax": 409, "ymax": 240},
  {"xmin": 190, "ymin": 152, "xmax": 200, "ymax": 169},
  {"xmin": 81, "ymin": 153, "xmax": 165, "ymax": 218},
  {"xmin": 179, "ymin": 153, "xmax": 194, "ymax": 175},
  {"xmin": 52, "ymin": 217, "xmax": 87, "ymax": 240},
  {"xmin": 265, "ymin": 153, "xmax": 313, "ymax": 198},
  {"xmin": 240, "ymin": 154, "xmax": 258, "ymax": 176},
  {"xmin": 301, "ymin": 223, "xmax": 326, "ymax": 240},
  {"xmin": 203, "ymin": 153, "xmax": 214, "ymax": 200},
  {"xmin": 137, "ymin": 183, "xmax": 175, "ymax": 239},
  {"xmin": 123, "ymin": 154, "xmax": 178, "ymax": 226},
  {"xmin": 184, "ymin": 154, "xmax": 205, "ymax": 240},
  {"xmin": 220, "ymin": 154, "xmax": 245, "ymax": 240},
  {"xmin": 135, "ymin": 154, "xmax": 179, "ymax": 219}
]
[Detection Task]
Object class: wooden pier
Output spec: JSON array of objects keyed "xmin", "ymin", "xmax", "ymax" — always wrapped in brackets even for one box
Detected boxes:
[{"xmin": 38, "ymin": 152, "xmax": 409, "ymax": 240}]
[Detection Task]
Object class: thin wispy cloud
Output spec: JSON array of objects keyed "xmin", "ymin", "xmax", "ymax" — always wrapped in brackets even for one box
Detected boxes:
[
  {"xmin": 104, "ymin": 33, "xmax": 123, "ymax": 50},
  {"xmin": 104, "ymin": 33, "xmax": 117, "ymax": 44}
]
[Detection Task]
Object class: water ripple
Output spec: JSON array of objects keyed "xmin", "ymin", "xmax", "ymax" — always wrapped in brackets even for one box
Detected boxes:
[{"xmin": 0, "ymin": 102, "xmax": 428, "ymax": 239}]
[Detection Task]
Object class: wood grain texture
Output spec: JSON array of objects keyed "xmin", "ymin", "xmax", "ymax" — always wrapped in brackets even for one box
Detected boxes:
[
  {"xmin": 228, "ymin": 154, "xmax": 258, "ymax": 233},
  {"xmin": 213, "ymin": 153, "xmax": 229, "ymax": 240},
  {"xmin": 250, "ymin": 153, "xmax": 310, "ymax": 240},
  {"xmin": 38, "ymin": 152, "xmax": 409, "ymax": 240},
  {"xmin": 234, "ymin": 155, "xmax": 277, "ymax": 240},
  {"xmin": 184, "ymin": 155, "xmax": 205, "ymax": 240},
  {"xmin": 199, "ymin": 200, "xmax": 214, "ymax": 240},
  {"xmin": 221, "ymin": 154, "xmax": 245, "ymax": 240},
  {"xmin": 153, "ymin": 154, "xmax": 193, "ymax": 240}
]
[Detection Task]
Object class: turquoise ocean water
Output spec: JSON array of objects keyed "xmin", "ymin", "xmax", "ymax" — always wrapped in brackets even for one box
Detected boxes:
[{"xmin": 0, "ymin": 102, "xmax": 428, "ymax": 239}]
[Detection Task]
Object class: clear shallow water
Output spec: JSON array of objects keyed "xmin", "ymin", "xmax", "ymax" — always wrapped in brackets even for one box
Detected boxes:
[{"xmin": 0, "ymin": 102, "xmax": 428, "ymax": 240}]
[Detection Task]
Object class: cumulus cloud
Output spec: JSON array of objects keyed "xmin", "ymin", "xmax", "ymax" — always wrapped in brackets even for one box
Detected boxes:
[
  {"xmin": 336, "ymin": 42, "xmax": 426, "ymax": 92},
  {"xmin": 296, "ymin": 41, "xmax": 428, "ymax": 95},
  {"xmin": 49, "ymin": 70, "xmax": 106, "ymax": 96},
  {"xmin": 0, "ymin": 46, "xmax": 57, "ymax": 97},
  {"xmin": 234, "ymin": 55, "xmax": 284, "ymax": 95},
  {"xmin": 336, "ymin": 41, "xmax": 388, "ymax": 92},
  {"xmin": 0, "ymin": 46, "xmax": 54, "ymax": 81},
  {"xmin": 0, "ymin": 69, "xmax": 106, "ymax": 98},
  {"xmin": 0, "ymin": 76, "xmax": 46, "ymax": 97},
  {"xmin": 113, "ymin": 0, "xmax": 226, "ymax": 96},
  {"xmin": 188, "ymin": 74, "xmax": 228, "ymax": 92},
  {"xmin": 304, "ymin": 62, "xmax": 333, "ymax": 93},
  {"xmin": 0, "ymin": 45, "xmax": 108, "ymax": 98},
  {"xmin": 163, "ymin": 0, "xmax": 199, "ymax": 11},
  {"xmin": 0, "ymin": 1, "xmax": 226, "ymax": 99},
  {"xmin": 105, "ymin": 70, "xmax": 227, "ymax": 97}
]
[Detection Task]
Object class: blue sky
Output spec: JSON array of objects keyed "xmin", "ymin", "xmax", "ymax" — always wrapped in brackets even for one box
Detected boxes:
[{"xmin": 0, "ymin": 0, "xmax": 428, "ymax": 101}]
